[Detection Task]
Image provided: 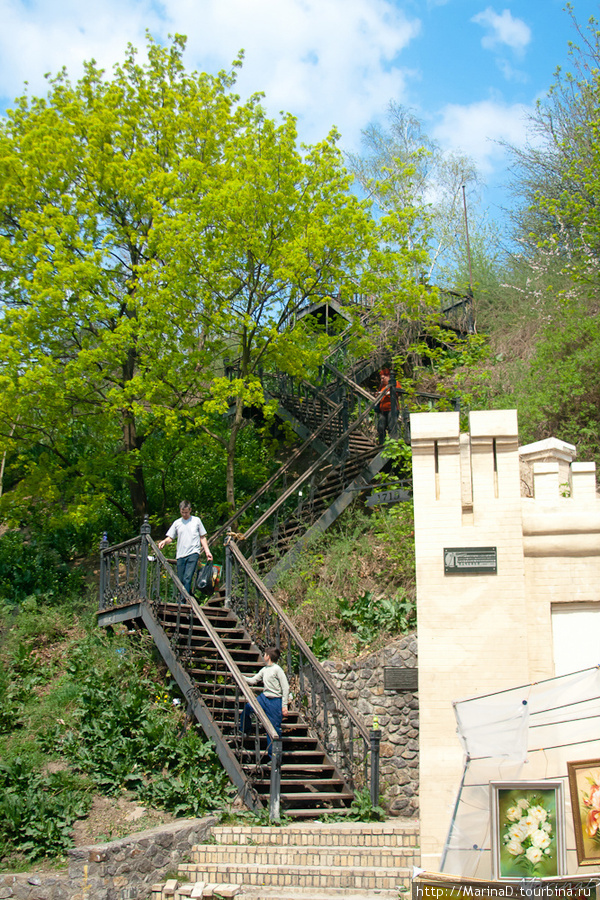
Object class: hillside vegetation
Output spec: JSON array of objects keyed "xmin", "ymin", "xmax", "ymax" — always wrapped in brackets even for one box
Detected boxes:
[{"xmin": 0, "ymin": 501, "xmax": 415, "ymax": 871}]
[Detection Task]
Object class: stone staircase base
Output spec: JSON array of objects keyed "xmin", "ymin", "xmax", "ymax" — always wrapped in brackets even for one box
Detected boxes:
[{"xmin": 166, "ymin": 820, "xmax": 419, "ymax": 899}]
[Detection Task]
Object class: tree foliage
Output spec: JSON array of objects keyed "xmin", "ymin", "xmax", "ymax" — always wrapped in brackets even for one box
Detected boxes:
[
  {"xmin": 347, "ymin": 101, "xmax": 493, "ymax": 291},
  {"xmin": 0, "ymin": 36, "xmax": 424, "ymax": 528},
  {"xmin": 464, "ymin": 7, "xmax": 600, "ymax": 463}
]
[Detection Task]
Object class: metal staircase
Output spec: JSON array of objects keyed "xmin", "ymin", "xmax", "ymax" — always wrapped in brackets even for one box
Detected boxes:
[
  {"xmin": 97, "ymin": 302, "xmax": 467, "ymax": 820},
  {"xmin": 98, "ymin": 526, "xmax": 375, "ymax": 821}
]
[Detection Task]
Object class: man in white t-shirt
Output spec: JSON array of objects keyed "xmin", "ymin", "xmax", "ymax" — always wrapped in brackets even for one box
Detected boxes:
[{"xmin": 158, "ymin": 501, "xmax": 213, "ymax": 594}]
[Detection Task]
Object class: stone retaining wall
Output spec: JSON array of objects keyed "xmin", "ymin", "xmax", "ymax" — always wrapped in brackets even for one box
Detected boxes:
[
  {"xmin": 322, "ymin": 634, "xmax": 419, "ymax": 817},
  {"xmin": 0, "ymin": 816, "xmax": 216, "ymax": 900}
]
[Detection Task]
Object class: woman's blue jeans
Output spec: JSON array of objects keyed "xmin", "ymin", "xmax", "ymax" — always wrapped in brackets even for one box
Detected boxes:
[{"xmin": 240, "ymin": 693, "xmax": 283, "ymax": 758}]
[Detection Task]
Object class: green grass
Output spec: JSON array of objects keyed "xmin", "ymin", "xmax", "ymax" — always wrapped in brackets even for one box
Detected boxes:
[{"xmin": 276, "ymin": 502, "xmax": 416, "ymax": 656}]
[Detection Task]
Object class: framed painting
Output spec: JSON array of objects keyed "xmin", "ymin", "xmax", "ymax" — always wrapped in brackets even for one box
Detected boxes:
[
  {"xmin": 567, "ymin": 759, "xmax": 600, "ymax": 866},
  {"xmin": 490, "ymin": 781, "xmax": 565, "ymax": 879}
]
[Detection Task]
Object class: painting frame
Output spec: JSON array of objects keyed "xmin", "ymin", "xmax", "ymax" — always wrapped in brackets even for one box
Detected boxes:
[
  {"xmin": 567, "ymin": 758, "xmax": 600, "ymax": 866},
  {"xmin": 490, "ymin": 781, "xmax": 566, "ymax": 880}
]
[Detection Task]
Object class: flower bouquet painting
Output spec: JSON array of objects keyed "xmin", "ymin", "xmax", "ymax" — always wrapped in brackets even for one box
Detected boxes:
[
  {"xmin": 490, "ymin": 781, "xmax": 565, "ymax": 879},
  {"xmin": 567, "ymin": 759, "xmax": 600, "ymax": 866}
]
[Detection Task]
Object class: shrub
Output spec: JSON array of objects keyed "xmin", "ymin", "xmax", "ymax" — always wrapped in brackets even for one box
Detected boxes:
[
  {"xmin": 0, "ymin": 532, "xmax": 84, "ymax": 606},
  {"xmin": 51, "ymin": 665, "xmax": 231, "ymax": 816},
  {"xmin": 0, "ymin": 757, "xmax": 91, "ymax": 863}
]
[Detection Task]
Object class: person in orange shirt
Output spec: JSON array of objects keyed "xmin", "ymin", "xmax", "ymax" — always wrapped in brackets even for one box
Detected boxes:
[{"xmin": 377, "ymin": 367, "xmax": 400, "ymax": 444}]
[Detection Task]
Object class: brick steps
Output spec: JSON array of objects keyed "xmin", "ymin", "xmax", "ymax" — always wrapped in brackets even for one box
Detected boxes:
[
  {"xmin": 239, "ymin": 889, "xmax": 399, "ymax": 900},
  {"xmin": 171, "ymin": 821, "xmax": 420, "ymax": 896},
  {"xmin": 212, "ymin": 822, "xmax": 417, "ymax": 846},
  {"xmin": 152, "ymin": 880, "xmax": 241, "ymax": 900},
  {"xmin": 178, "ymin": 862, "xmax": 406, "ymax": 891},
  {"xmin": 190, "ymin": 845, "xmax": 412, "ymax": 867}
]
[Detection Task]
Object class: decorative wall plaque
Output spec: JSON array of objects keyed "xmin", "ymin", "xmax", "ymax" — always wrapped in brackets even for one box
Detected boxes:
[
  {"xmin": 384, "ymin": 667, "xmax": 418, "ymax": 691},
  {"xmin": 444, "ymin": 546, "xmax": 497, "ymax": 574}
]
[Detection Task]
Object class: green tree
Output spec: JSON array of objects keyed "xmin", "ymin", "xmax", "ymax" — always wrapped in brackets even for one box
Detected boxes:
[
  {"xmin": 164, "ymin": 106, "xmax": 401, "ymax": 509},
  {"xmin": 504, "ymin": 6, "xmax": 600, "ymax": 261},
  {"xmin": 348, "ymin": 102, "xmax": 485, "ymax": 288},
  {"xmin": 0, "ymin": 36, "xmax": 233, "ymax": 526},
  {"xmin": 0, "ymin": 36, "xmax": 422, "ymax": 526},
  {"xmin": 471, "ymin": 8, "xmax": 600, "ymax": 460}
]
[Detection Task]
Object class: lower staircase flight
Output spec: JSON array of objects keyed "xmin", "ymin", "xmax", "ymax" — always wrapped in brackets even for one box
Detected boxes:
[{"xmin": 97, "ymin": 525, "xmax": 378, "ymax": 821}]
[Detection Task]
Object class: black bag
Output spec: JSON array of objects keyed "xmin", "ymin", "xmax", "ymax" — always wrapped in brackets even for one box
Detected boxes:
[{"xmin": 195, "ymin": 562, "xmax": 215, "ymax": 597}]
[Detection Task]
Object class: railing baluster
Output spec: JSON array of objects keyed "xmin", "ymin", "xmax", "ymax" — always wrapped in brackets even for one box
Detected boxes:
[
  {"xmin": 140, "ymin": 517, "xmax": 150, "ymax": 599},
  {"xmin": 298, "ymin": 649, "xmax": 307, "ymax": 704},
  {"xmin": 187, "ymin": 606, "xmax": 193, "ymax": 653},
  {"xmin": 99, "ymin": 532, "xmax": 109, "ymax": 610},
  {"xmin": 322, "ymin": 680, "xmax": 329, "ymax": 751}
]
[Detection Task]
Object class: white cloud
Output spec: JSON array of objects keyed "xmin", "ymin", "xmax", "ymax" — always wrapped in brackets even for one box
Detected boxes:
[
  {"xmin": 432, "ymin": 99, "xmax": 533, "ymax": 176},
  {"xmin": 472, "ymin": 7, "xmax": 531, "ymax": 53},
  {"xmin": 0, "ymin": 0, "xmax": 421, "ymax": 149},
  {"xmin": 0, "ymin": 0, "xmax": 163, "ymax": 104},
  {"xmin": 497, "ymin": 59, "xmax": 529, "ymax": 84},
  {"xmin": 170, "ymin": 0, "xmax": 421, "ymax": 146}
]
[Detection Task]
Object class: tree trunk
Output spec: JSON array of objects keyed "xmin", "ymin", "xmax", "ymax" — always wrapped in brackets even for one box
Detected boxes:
[{"xmin": 123, "ymin": 411, "xmax": 148, "ymax": 520}]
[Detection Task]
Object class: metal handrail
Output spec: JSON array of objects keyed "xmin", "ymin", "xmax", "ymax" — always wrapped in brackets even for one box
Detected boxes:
[
  {"xmin": 240, "ymin": 387, "xmax": 384, "ymax": 545},
  {"xmin": 227, "ymin": 539, "xmax": 370, "ymax": 743},
  {"xmin": 225, "ymin": 538, "xmax": 372, "ymax": 791},
  {"xmin": 149, "ymin": 538, "xmax": 279, "ymax": 741},
  {"xmin": 208, "ymin": 401, "xmax": 345, "ymax": 547}
]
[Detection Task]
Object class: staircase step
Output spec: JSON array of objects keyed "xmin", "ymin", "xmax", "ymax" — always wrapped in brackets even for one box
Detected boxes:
[
  {"xmin": 212, "ymin": 822, "xmax": 419, "ymax": 847},
  {"xmin": 190, "ymin": 845, "xmax": 413, "ymax": 868},
  {"xmin": 254, "ymin": 791, "xmax": 353, "ymax": 805},
  {"xmin": 178, "ymin": 863, "xmax": 408, "ymax": 892},
  {"xmin": 151, "ymin": 881, "xmax": 241, "ymax": 900},
  {"xmin": 238, "ymin": 889, "xmax": 399, "ymax": 900}
]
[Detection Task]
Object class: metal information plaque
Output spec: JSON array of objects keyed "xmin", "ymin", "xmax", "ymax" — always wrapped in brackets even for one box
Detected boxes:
[
  {"xmin": 367, "ymin": 488, "xmax": 411, "ymax": 507},
  {"xmin": 384, "ymin": 667, "xmax": 418, "ymax": 692},
  {"xmin": 444, "ymin": 546, "xmax": 497, "ymax": 574}
]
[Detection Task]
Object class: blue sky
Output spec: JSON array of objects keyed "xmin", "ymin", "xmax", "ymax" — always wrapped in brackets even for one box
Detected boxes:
[{"xmin": 1, "ymin": 0, "xmax": 599, "ymax": 224}]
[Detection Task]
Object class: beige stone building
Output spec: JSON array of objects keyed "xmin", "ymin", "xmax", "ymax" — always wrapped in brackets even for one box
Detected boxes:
[{"xmin": 411, "ymin": 409, "xmax": 600, "ymax": 872}]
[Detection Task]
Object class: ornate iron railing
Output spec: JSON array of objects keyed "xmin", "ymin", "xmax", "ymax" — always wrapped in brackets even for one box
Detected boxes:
[
  {"xmin": 261, "ymin": 371, "xmax": 353, "ymax": 447},
  {"xmin": 224, "ymin": 538, "xmax": 372, "ymax": 792},
  {"xmin": 99, "ymin": 524, "xmax": 285, "ymax": 820}
]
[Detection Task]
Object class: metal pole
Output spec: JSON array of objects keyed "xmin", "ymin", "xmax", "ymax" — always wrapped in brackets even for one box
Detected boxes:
[
  {"xmin": 225, "ymin": 536, "xmax": 232, "ymax": 608},
  {"xmin": 99, "ymin": 532, "xmax": 109, "ymax": 610},
  {"xmin": 462, "ymin": 183, "xmax": 474, "ymax": 298},
  {"xmin": 389, "ymin": 369, "xmax": 398, "ymax": 437},
  {"xmin": 139, "ymin": 515, "xmax": 150, "ymax": 600},
  {"xmin": 370, "ymin": 729, "xmax": 381, "ymax": 809},
  {"xmin": 269, "ymin": 738, "xmax": 283, "ymax": 822}
]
